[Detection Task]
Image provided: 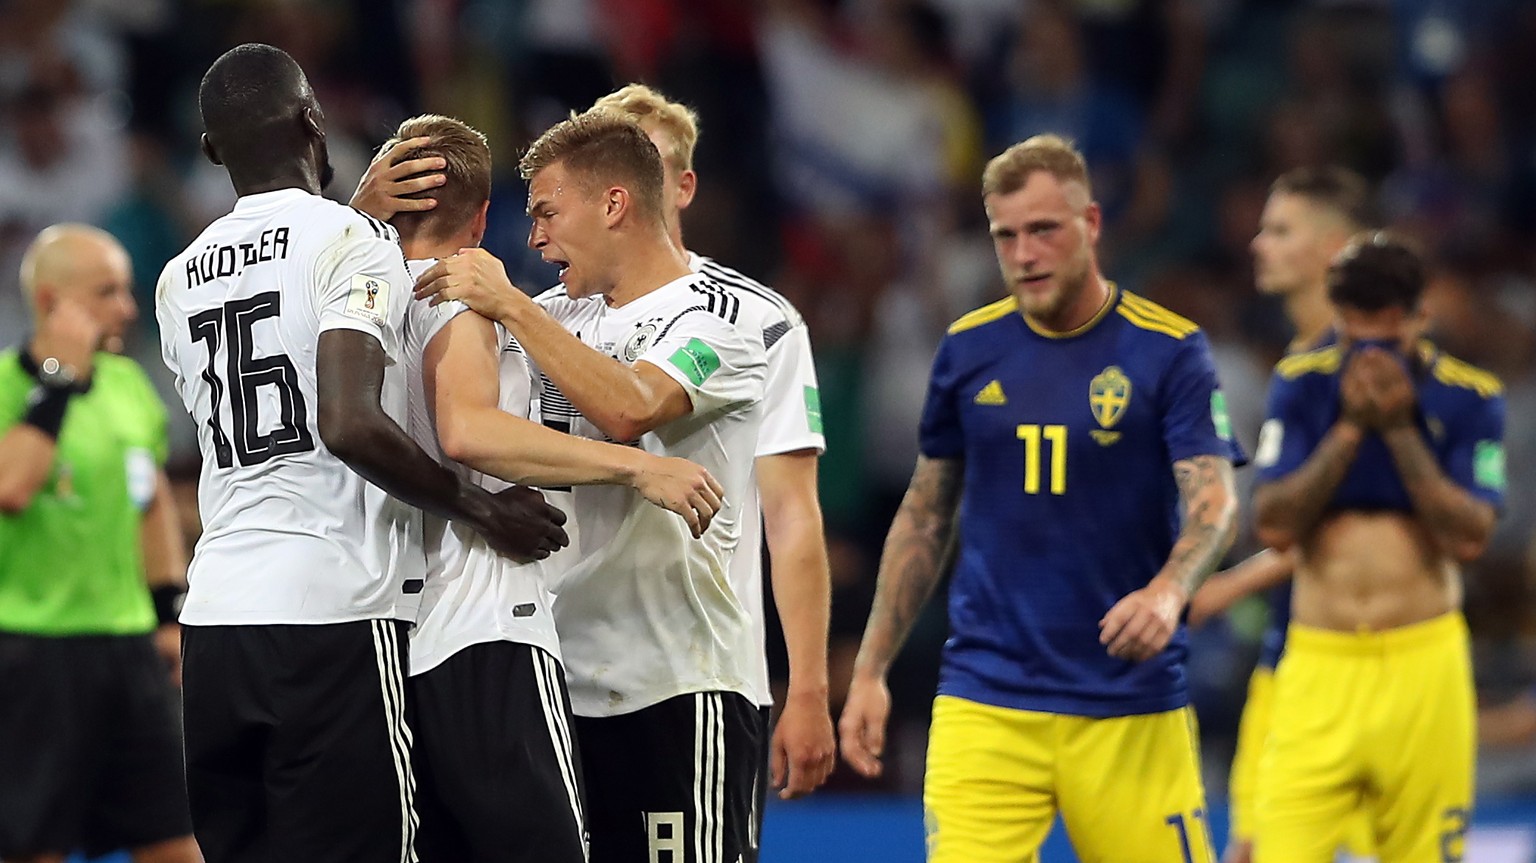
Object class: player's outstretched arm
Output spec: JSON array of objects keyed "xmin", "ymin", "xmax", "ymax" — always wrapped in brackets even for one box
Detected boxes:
[
  {"xmin": 349, "ymin": 136, "xmax": 445, "ymax": 222},
  {"xmin": 840, "ymin": 455, "xmax": 962, "ymax": 777},
  {"xmin": 425, "ymin": 313, "xmax": 723, "ymax": 537},
  {"xmin": 758, "ymin": 450, "xmax": 836, "ymax": 798},
  {"xmin": 316, "ymin": 328, "xmax": 568, "ymax": 561},
  {"xmin": 414, "ymin": 250, "xmax": 696, "ymax": 442},
  {"xmin": 1101, "ymin": 454, "xmax": 1237, "ymax": 661},
  {"xmin": 1187, "ymin": 548, "xmax": 1294, "ymax": 628}
]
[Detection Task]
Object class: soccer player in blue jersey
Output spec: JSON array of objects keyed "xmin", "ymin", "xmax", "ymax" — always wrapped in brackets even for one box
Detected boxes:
[
  {"xmin": 1250, "ymin": 233, "xmax": 1503, "ymax": 862},
  {"xmin": 1185, "ymin": 166, "xmax": 1376, "ymax": 863},
  {"xmin": 838, "ymin": 134, "xmax": 1243, "ymax": 862}
]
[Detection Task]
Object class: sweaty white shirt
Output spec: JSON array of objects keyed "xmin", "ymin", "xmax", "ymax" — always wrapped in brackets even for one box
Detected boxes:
[
  {"xmin": 536, "ymin": 272, "xmax": 767, "ymax": 717},
  {"xmin": 689, "ymin": 253, "xmax": 825, "ymax": 706},
  {"xmin": 156, "ymin": 190, "xmax": 423, "ymax": 625},
  {"xmin": 400, "ymin": 259, "xmax": 566, "ymax": 675}
]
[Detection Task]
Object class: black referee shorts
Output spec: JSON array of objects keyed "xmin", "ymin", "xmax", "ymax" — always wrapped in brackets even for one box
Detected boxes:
[
  {"xmin": 181, "ymin": 620, "xmax": 417, "ymax": 863},
  {"xmin": 0, "ymin": 631, "xmax": 192, "ymax": 858},
  {"xmin": 575, "ymin": 691, "xmax": 762, "ymax": 863},
  {"xmin": 408, "ymin": 640, "xmax": 587, "ymax": 863}
]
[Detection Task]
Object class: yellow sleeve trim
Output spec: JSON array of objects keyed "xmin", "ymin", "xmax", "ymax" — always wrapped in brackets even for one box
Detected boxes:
[
  {"xmin": 1432, "ymin": 355, "xmax": 1503, "ymax": 397},
  {"xmin": 948, "ymin": 296, "xmax": 1019, "ymax": 334},
  {"xmin": 1117, "ymin": 291, "xmax": 1200, "ymax": 339},
  {"xmin": 1275, "ymin": 346, "xmax": 1342, "ymax": 379}
]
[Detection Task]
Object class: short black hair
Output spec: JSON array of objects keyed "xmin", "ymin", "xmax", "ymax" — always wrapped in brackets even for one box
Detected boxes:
[
  {"xmin": 1271, "ymin": 166, "xmax": 1376, "ymax": 231},
  {"xmin": 1327, "ymin": 231, "xmax": 1425, "ymax": 312},
  {"xmin": 198, "ymin": 44, "xmax": 313, "ymax": 164}
]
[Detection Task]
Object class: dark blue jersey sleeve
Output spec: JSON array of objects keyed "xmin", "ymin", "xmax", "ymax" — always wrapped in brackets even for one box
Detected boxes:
[
  {"xmin": 919, "ymin": 337, "xmax": 965, "ymax": 459},
  {"xmin": 1253, "ymin": 371, "xmax": 1322, "ymax": 484},
  {"xmin": 1443, "ymin": 391, "xmax": 1507, "ymax": 507},
  {"xmin": 1161, "ymin": 331, "xmax": 1248, "ymax": 466}
]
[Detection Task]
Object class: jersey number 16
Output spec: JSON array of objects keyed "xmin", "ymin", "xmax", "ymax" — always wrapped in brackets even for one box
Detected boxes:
[
  {"xmin": 1017, "ymin": 423, "xmax": 1068, "ymax": 495},
  {"xmin": 188, "ymin": 292, "xmax": 316, "ymax": 468}
]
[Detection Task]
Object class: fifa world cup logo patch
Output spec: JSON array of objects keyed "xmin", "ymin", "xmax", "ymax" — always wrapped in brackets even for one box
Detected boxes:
[
  {"xmin": 364, "ymin": 279, "xmax": 380, "ymax": 310},
  {"xmin": 1089, "ymin": 366, "xmax": 1131, "ymax": 445}
]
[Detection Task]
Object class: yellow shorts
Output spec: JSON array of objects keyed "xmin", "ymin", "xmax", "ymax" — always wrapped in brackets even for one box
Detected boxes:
[
  {"xmin": 1254, "ymin": 613, "xmax": 1475, "ymax": 863},
  {"xmin": 1229, "ymin": 667, "xmax": 1375, "ymax": 857},
  {"xmin": 924, "ymin": 695, "xmax": 1215, "ymax": 863}
]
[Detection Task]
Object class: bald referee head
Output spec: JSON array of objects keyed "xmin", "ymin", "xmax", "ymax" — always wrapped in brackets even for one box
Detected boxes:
[{"xmin": 198, "ymin": 43, "xmax": 334, "ymax": 196}]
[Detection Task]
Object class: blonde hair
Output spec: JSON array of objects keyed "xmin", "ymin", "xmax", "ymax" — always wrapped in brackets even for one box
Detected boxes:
[
  {"xmin": 518, "ymin": 111, "xmax": 665, "ymax": 219},
  {"xmin": 379, "ymin": 114, "xmax": 492, "ymax": 240},
  {"xmin": 589, "ymin": 83, "xmax": 700, "ymax": 172},
  {"xmin": 982, "ymin": 134, "xmax": 1091, "ymax": 199}
]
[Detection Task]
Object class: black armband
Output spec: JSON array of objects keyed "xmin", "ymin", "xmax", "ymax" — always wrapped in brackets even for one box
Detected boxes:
[
  {"xmin": 21, "ymin": 385, "xmax": 72, "ymax": 440},
  {"xmin": 151, "ymin": 585, "xmax": 187, "ymax": 625}
]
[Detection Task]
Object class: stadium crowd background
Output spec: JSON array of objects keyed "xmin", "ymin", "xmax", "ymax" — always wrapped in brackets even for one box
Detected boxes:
[{"xmin": 5, "ymin": 0, "xmax": 1536, "ymax": 833}]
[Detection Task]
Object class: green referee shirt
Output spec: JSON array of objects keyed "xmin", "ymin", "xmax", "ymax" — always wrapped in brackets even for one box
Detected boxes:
[{"xmin": 0, "ymin": 349, "xmax": 168, "ymax": 635}]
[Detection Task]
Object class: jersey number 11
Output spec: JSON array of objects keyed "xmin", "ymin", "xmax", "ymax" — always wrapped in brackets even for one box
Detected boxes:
[{"xmin": 1016, "ymin": 424, "xmax": 1067, "ymax": 495}]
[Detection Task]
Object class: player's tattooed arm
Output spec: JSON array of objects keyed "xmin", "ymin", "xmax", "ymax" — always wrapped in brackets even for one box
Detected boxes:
[
  {"xmin": 1161, "ymin": 455, "xmax": 1239, "ymax": 595},
  {"xmin": 1381, "ymin": 426, "xmax": 1496, "ymax": 562},
  {"xmin": 1253, "ymin": 421, "xmax": 1364, "ymax": 550},
  {"xmin": 841, "ymin": 455, "xmax": 961, "ymax": 776},
  {"xmin": 1099, "ymin": 455, "xmax": 1236, "ymax": 662},
  {"xmin": 852, "ymin": 456, "xmax": 963, "ymax": 679}
]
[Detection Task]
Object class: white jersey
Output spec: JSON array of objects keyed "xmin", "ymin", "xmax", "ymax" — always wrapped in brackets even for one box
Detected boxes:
[
  {"xmin": 399, "ymin": 260, "xmax": 566, "ymax": 676},
  {"xmin": 155, "ymin": 189, "xmax": 424, "ymax": 625},
  {"xmin": 689, "ymin": 253, "xmax": 825, "ymax": 706},
  {"xmin": 536, "ymin": 272, "xmax": 767, "ymax": 717}
]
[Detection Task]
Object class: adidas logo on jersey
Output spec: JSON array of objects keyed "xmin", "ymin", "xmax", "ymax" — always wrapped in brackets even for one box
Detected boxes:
[{"xmin": 974, "ymin": 380, "xmax": 1007, "ymax": 405}]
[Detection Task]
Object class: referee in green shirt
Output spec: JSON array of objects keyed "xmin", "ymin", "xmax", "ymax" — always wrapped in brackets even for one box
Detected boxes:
[{"xmin": 0, "ymin": 225, "xmax": 199, "ymax": 863}]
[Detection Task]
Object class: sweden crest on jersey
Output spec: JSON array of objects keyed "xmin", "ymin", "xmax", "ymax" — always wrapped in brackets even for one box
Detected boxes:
[{"xmin": 1089, "ymin": 365, "xmax": 1131, "ymax": 445}]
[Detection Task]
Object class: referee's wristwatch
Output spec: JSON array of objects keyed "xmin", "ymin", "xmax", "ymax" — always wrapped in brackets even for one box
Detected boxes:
[{"xmin": 35, "ymin": 356, "xmax": 79, "ymax": 390}]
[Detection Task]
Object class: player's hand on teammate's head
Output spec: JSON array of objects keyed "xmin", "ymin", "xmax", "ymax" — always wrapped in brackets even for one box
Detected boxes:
[
  {"xmin": 1099, "ymin": 578, "xmax": 1186, "ymax": 662},
  {"xmin": 633, "ymin": 456, "xmax": 725, "ymax": 538},
  {"xmin": 772, "ymin": 689, "xmax": 836, "ymax": 798},
  {"xmin": 349, "ymin": 136, "xmax": 445, "ymax": 221},
  {"xmin": 478, "ymin": 485, "xmax": 570, "ymax": 563},
  {"xmin": 413, "ymin": 249, "xmax": 525, "ymax": 319},
  {"xmin": 838, "ymin": 675, "xmax": 892, "ymax": 778}
]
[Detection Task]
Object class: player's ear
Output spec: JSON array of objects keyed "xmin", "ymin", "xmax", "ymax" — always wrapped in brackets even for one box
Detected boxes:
[
  {"xmin": 604, "ymin": 186, "xmax": 627, "ymax": 226},
  {"xmin": 675, "ymin": 169, "xmax": 697, "ymax": 211},
  {"xmin": 200, "ymin": 133, "xmax": 223, "ymax": 167},
  {"xmin": 1083, "ymin": 201, "xmax": 1103, "ymax": 244},
  {"xmin": 300, "ymin": 106, "xmax": 327, "ymax": 150},
  {"xmin": 469, "ymin": 200, "xmax": 490, "ymax": 248}
]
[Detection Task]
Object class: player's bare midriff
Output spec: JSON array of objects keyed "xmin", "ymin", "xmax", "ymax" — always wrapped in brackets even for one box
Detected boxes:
[{"xmin": 1292, "ymin": 510, "xmax": 1460, "ymax": 632}]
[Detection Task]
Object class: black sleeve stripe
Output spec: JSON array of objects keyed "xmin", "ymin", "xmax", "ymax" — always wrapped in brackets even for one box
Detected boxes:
[
  {"xmin": 762, "ymin": 320, "xmax": 791, "ymax": 351},
  {"xmin": 699, "ymin": 261, "xmax": 794, "ymax": 319},
  {"xmin": 350, "ymin": 208, "xmax": 386, "ymax": 240}
]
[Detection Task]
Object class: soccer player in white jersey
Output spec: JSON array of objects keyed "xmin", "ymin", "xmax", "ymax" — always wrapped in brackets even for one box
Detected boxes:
[
  {"xmin": 414, "ymin": 111, "xmax": 767, "ymax": 863},
  {"xmin": 588, "ymin": 85, "xmax": 836, "ymax": 818},
  {"xmin": 154, "ymin": 45, "xmax": 567, "ymax": 863},
  {"xmin": 352, "ymin": 113, "xmax": 726, "ymax": 862}
]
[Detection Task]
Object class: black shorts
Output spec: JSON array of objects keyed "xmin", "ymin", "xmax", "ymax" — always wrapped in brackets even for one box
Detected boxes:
[
  {"xmin": 408, "ymin": 641, "xmax": 587, "ymax": 863},
  {"xmin": 575, "ymin": 691, "xmax": 762, "ymax": 863},
  {"xmin": 0, "ymin": 631, "xmax": 192, "ymax": 858},
  {"xmin": 181, "ymin": 620, "xmax": 417, "ymax": 863}
]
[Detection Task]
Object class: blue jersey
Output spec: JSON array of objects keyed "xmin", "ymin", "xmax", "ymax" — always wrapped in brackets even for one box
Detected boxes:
[
  {"xmin": 1254, "ymin": 342, "xmax": 1506, "ymax": 513},
  {"xmin": 920, "ymin": 286, "xmax": 1246, "ymax": 717}
]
